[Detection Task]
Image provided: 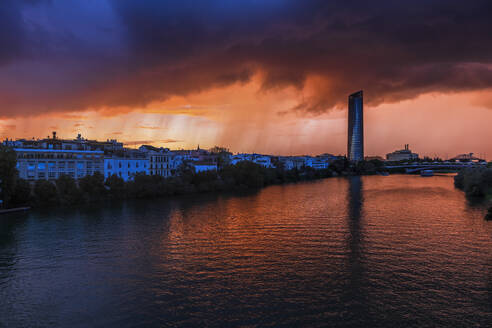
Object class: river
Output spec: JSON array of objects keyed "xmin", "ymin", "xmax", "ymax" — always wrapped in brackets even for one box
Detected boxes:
[{"xmin": 1, "ymin": 175, "xmax": 491, "ymax": 327}]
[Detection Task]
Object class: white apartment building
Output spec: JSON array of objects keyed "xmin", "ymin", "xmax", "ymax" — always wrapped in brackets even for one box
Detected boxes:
[
  {"xmin": 104, "ymin": 157, "xmax": 149, "ymax": 181},
  {"xmin": 139, "ymin": 145, "xmax": 172, "ymax": 177},
  {"xmin": 15, "ymin": 148, "xmax": 104, "ymax": 181}
]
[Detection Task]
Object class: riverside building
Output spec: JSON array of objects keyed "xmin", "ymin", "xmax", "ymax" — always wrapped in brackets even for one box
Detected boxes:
[
  {"xmin": 104, "ymin": 150, "xmax": 149, "ymax": 181},
  {"xmin": 347, "ymin": 90, "xmax": 364, "ymax": 161},
  {"xmin": 386, "ymin": 144, "xmax": 419, "ymax": 161},
  {"xmin": 139, "ymin": 145, "xmax": 172, "ymax": 177},
  {"xmin": 15, "ymin": 148, "xmax": 104, "ymax": 181}
]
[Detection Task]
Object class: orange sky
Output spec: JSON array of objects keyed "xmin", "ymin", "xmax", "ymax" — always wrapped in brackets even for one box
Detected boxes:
[
  {"xmin": 2, "ymin": 1, "xmax": 492, "ymax": 160},
  {"xmin": 2, "ymin": 76, "xmax": 491, "ymax": 160}
]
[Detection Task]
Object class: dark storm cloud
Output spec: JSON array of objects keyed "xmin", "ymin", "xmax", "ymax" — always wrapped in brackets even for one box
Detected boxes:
[
  {"xmin": 1, "ymin": 0, "xmax": 492, "ymax": 117},
  {"xmin": 0, "ymin": 0, "xmax": 25, "ymax": 65}
]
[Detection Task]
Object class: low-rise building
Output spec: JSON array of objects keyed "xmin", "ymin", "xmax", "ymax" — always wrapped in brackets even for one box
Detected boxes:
[
  {"xmin": 139, "ymin": 145, "xmax": 172, "ymax": 177},
  {"xmin": 104, "ymin": 151, "xmax": 148, "ymax": 181},
  {"xmin": 386, "ymin": 145, "xmax": 419, "ymax": 161},
  {"xmin": 15, "ymin": 148, "xmax": 104, "ymax": 181}
]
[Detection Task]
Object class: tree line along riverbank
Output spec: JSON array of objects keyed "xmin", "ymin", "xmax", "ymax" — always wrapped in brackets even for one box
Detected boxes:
[
  {"xmin": 454, "ymin": 168, "xmax": 492, "ymax": 220},
  {"xmin": 0, "ymin": 145, "xmax": 387, "ymax": 209}
]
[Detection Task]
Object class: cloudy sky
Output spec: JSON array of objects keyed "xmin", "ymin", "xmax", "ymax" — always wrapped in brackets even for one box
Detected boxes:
[{"xmin": 1, "ymin": 0, "xmax": 492, "ymax": 158}]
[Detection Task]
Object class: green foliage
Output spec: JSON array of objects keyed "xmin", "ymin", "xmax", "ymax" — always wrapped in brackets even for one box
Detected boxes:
[
  {"xmin": 191, "ymin": 170, "xmax": 219, "ymax": 192},
  {"xmin": 0, "ymin": 145, "xmax": 18, "ymax": 208},
  {"xmin": 454, "ymin": 168, "xmax": 492, "ymax": 198},
  {"xmin": 209, "ymin": 147, "xmax": 232, "ymax": 168},
  {"xmin": 331, "ymin": 158, "xmax": 349, "ymax": 174},
  {"xmin": 10, "ymin": 178, "xmax": 31, "ymax": 207},
  {"xmin": 105, "ymin": 174, "xmax": 126, "ymax": 199},
  {"xmin": 209, "ymin": 146, "xmax": 230, "ymax": 154},
  {"xmin": 221, "ymin": 161, "xmax": 265, "ymax": 188},
  {"xmin": 34, "ymin": 180, "xmax": 58, "ymax": 206},
  {"xmin": 128, "ymin": 173, "xmax": 169, "ymax": 198},
  {"xmin": 79, "ymin": 172, "xmax": 106, "ymax": 201},
  {"xmin": 354, "ymin": 161, "xmax": 376, "ymax": 175},
  {"xmin": 454, "ymin": 170, "xmax": 465, "ymax": 189},
  {"xmin": 56, "ymin": 174, "xmax": 83, "ymax": 205}
]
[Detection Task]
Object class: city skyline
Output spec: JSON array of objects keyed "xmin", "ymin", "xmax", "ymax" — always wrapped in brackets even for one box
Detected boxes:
[{"xmin": 1, "ymin": 1, "xmax": 492, "ymax": 159}]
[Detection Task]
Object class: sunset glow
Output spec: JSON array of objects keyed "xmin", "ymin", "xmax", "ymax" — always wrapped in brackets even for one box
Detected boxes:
[{"xmin": 1, "ymin": 1, "xmax": 492, "ymax": 159}]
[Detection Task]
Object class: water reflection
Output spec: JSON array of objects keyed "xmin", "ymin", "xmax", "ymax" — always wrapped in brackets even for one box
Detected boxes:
[
  {"xmin": 0, "ymin": 176, "xmax": 491, "ymax": 327},
  {"xmin": 343, "ymin": 176, "xmax": 372, "ymax": 324}
]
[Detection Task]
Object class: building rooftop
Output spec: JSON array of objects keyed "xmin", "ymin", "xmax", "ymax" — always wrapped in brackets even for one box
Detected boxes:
[{"xmin": 14, "ymin": 148, "xmax": 104, "ymax": 154}]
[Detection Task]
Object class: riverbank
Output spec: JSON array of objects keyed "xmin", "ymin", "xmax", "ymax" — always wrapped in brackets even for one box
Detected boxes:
[
  {"xmin": 454, "ymin": 168, "xmax": 492, "ymax": 219},
  {"xmin": 6, "ymin": 162, "xmax": 334, "ymax": 209},
  {"xmin": 454, "ymin": 168, "xmax": 492, "ymax": 198},
  {"xmin": 3, "ymin": 159, "xmax": 387, "ymax": 210}
]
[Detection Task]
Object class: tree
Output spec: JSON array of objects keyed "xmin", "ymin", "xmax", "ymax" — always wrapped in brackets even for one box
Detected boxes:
[
  {"xmin": 192, "ymin": 170, "xmax": 218, "ymax": 192},
  {"xmin": 331, "ymin": 158, "xmax": 349, "ymax": 174},
  {"xmin": 10, "ymin": 178, "xmax": 32, "ymax": 207},
  {"xmin": 454, "ymin": 169, "xmax": 465, "ymax": 189},
  {"xmin": 128, "ymin": 173, "xmax": 165, "ymax": 198},
  {"xmin": 221, "ymin": 161, "xmax": 265, "ymax": 188},
  {"xmin": 79, "ymin": 172, "xmax": 106, "ymax": 201},
  {"xmin": 105, "ymin": 174, "xmax": 126, "ymax": 199},
  {"xmin": 209, "ymin": 146, "xmax": 232, "ymax": 169},
  {"xmin": 0, "ymin": 145, "xmax": 18, "ymax": 208},
  {"xmin": 34, "ymin": 180, "xmax": 58, "ymax": 206},
  {"xmin": 209, "ymin": 146, "xmax": 230, "ymax": 154},
  {"xmin": 56, "ymin": 174, "xmax": 82, "ymax": 205}
]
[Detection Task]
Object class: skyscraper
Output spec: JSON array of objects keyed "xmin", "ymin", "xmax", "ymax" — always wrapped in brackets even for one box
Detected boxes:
[{"xmin": 347, "ymin": 90, "xmax": 364, "ymax": 161}]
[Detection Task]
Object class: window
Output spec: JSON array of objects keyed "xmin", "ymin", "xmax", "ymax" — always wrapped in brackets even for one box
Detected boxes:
[
  {"xmin": 77, "ymin": 162, "xmax": 84, "ymax": 170},
  {"xmin": 119, "ymin": 162, "xmax": 122, "ymax": 168},
  {"xmin": 38, "ymin": 162, "xmax": 46, "ymax": 170}
]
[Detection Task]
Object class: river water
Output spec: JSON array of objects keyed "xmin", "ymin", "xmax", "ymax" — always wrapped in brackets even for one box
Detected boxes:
[{"xmin": 0, "ymin": 175, "xmax": 491, "ymax": 327}]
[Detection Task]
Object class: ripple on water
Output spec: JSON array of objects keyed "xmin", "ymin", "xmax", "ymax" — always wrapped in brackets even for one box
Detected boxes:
[{"xmin": 0, "ymin": 175, "xmax": 491, "ymax": 327}]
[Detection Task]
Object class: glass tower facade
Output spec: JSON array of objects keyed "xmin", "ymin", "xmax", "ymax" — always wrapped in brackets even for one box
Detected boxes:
[{"xmin": 347, "ymin": 90, "xmax": 364, "ymax": 161}]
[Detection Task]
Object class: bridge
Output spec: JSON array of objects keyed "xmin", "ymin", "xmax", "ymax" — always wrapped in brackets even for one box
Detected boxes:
[{"xmin": 384, "ymin": 162, "xmax": 487, "ymax": 173}]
